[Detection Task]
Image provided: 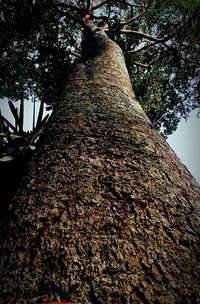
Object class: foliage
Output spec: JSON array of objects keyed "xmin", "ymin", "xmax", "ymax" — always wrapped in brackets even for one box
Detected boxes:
[
  {"xmin": 100, "ymin": 0, "xmax": 200, "ymax": 136},
  {"xmin": 0, "ymin": 0, "xmax": 77, "ymax": 104},
  {"xmin": 0, "ymin": 0, "xmax": 199, "ymax": 139},
  {"xmin": 0, "ymin": 98, "xmax": 50, "ymax": 217},
  {"xmin": 0, "ymin": 99, "xmax": 50, "ymax": 163}
]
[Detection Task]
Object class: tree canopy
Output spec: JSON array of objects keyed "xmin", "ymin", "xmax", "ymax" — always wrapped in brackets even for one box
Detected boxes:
[{"xmin": 0, "ymin": 0, "xmax": 200, "ymax": 137}]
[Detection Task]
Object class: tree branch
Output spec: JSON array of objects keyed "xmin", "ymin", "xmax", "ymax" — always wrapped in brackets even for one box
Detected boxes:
[
  {"xmin": 92, "ymin": 14, "xmax": 112, "ymax": 30},
  {"xmin": 125, "ymin": 10, "xmax": 200, "ymax": 57},
  {"xmin": 52, "ymin": 1, "xmax": 83, "ymax": 15},
  {"xmin": 162, "ymin": 8, "xmax": 200, "ymax": 43},
  {"xmin": 50, "ymin": 1, "xmax": 85, "ymax": 27},
  {"xmin": 120, "ymin": 29, "xmax": 162, "ymax": 42},
  {"xmin": 86, "ymin": 0, "xmax": 92, "ymax": 15},
  {"xmin": 162, "ymin": 42, "xmax": 200, "ymax": 65},
  {"xmin": 118, "ymin": 7, "xmax": 200, "ymax": 56},
  {"xmin": 133, "ymin": 56, "xmax": 160, "ymax": 69},
  {"xmin": 66, "ymin": 50, "xmax": 81, "ymax": 58},
  {"xmin": 120, "ymin": 10, "xmax": 146, "ymax": 26},
  {"xmin": 126, "ymin": 41, "xmax": 158, "ymax": 54}
]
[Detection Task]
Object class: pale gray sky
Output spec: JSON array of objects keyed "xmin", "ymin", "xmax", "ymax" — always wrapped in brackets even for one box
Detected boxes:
[{"xmin": 167, "ymin": 108, "xmax": 200, "ymax": 184}]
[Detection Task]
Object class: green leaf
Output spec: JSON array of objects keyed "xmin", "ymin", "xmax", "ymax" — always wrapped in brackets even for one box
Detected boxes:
[
  {"xmin": 8, "ymin": 100, "xmax": 23, "ymax": 133},
  {"xmin": 29, "ymin": 145, "xmax": 36, "ymax": 150},
  {"xmin": 0, "ymin": 155, "xmax": 15, "ymax": 162},
  {"xmin": 35, "ymin": 101, "xmax": 44, "ymax": 132},
  {"xmin": 34, "ymin": 113, "xmax": 49, "ymax": 134},
  {"xmin": 0, "ymin": 132, "xmax": 7, "ymax": 137},
  {"xmin": 19, "ymin": 99, "xmax": 24, "ymax": 133},
  {"xmin": 10, "ymin": 134, "xmax": 24, "ymax": 139},
  {"xmin": 0, "ymin": 113, "xmax": 17, "ymax": 132}
]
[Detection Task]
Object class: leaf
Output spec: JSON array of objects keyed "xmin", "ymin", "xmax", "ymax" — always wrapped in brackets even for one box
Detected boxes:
[
  {"xmin": 0, "ymin": 113, "xmax": 17, "ymax": 132},
  {"xmin": 8, "ymin": 100, "xmax": 23, "ymax": 133},
  {"xmin": 0, "ymin": 155, "xmax": 14, "ymax": 162},
  {"xmin": 35, "ymin": 101, "xmax": 44, "ymax": 132},
  {"xmin": 0, "ymin": 132, "xmax": 7, "ymax": 137},
  {"xmin": 19, "ymin": 99, "xmax": 24, "ymax": 133},
  {"xmin": 34, "ymin": 113, "xmax": 49, "ymax": 134},
  {"xmin": 10, "ymin": 134, "xmax": 24, "ymax": 139},
  {"xmin": 29, "ymin": 145, "xmax": 36, "ymax": 150}
]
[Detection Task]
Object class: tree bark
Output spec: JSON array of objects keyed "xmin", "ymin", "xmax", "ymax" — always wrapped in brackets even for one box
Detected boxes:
[{"xmin": 1, "ymin": 28, "xmax": 200, "ymax": 304}]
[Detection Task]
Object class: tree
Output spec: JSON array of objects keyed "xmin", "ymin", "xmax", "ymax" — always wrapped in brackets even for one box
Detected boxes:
[
  {"xmin": 0, "ymin": 1, "xmax": 200, "ymax": 303},
  {"xmin": 0, "ymin": 0, "xmax": 199, "ymax": 135}
]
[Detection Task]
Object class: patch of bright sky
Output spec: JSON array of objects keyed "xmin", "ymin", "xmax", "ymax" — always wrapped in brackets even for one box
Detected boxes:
[
  {"xmin": 167, "ymin": 108, "xmax": 200, "ymax": 184},
  {"xmin": 0, "ymin": 99, "xmax": 199, "ymax": 183},
  {"xmin": 0, "ymin": 98, "xmax": 50, "ymax": 131}
]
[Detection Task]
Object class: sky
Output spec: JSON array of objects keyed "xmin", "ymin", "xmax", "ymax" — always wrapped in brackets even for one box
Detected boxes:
[
  {"xmin": 167, "ymin": 108, "xmax": 200, "ymax": 184},
  {"xmin": 0, "ymin": 99, "xmax": 200, "ymax": 184}
]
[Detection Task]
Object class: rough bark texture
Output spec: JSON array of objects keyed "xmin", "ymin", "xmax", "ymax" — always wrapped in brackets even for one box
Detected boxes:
[{"xmin": 1, "ymin": 28, "xmax": 200, "ymax": 304}]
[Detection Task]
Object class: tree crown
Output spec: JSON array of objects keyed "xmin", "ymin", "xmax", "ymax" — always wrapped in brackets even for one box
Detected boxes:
[{"xmin": 0, "ymin": 0, "xmax": 199, "ymax": 137}]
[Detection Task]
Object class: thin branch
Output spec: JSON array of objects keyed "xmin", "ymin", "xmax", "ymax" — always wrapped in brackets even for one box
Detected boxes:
[
  {"xmin": 86, "ymin": 0, "xmax": 92, "ymax": 15},
  {"xmin": 121, "ymin": 11, "xmax": 199, "ymax": 49},
  {"xmin": 51, "ymin": 2, "xmax": 85, "ymax": 27},
  {"xmin": 92, "ymin": 14, "xmax": 112, "ymax": 30},
  {"xmin": 162, "ymin": 8, "xmax": 200, "ymax": 43},
  {"xmin": 133, "ymin": 61, "xmax": 149, "ymax": 68},
  {"xmin": 120, "ymin": 10, "xmax": 146, "ymax": 26},
  {"xmin": 126, "ymin": 41, "xmax": 158, "ymax": 54},
  {"xmin": 120, "ymin": 29, "xmax": 162, "ymax": 42},
  {"xmin": 126, "ymin": 10, "xmax": 200, "ymax": 55},
  {"xmin": 100, "ymin": 26, "xmax": 110, "ymax": 31},
  {"xmin": 92, "ymin": 0, "xmax": 109, "ymax": 11},
  {"xmin": 162, "ymin": 42, "xmax": 200, "ymax": 65},
  {"xmin": 127, "ymin": 2, "xmax": 149, "ymax": 9},
  {"xmin": 176, "ymin": 56, "xmax": 200, "ymax": 66},
  {"xmin": 65, "ymin": 12, "xmax": 85, "ymax": 27},
  {"xmin": 157, "ymin": 11, "xmax": 200, "ymax": 65},
  {"xmin": 53, "ymin": 2, "xmax": 83, "ymax": 15},
  {"xmin": 112, "ymin": 6, "xmax": 200, "ymax": 57},
  {"xmin": 92, "ymin": 14, "xmax": 109, "ymax": 21},
  {"xmin": 96, "ymin": 8, "xmax": 146, "ymax": 33},
  {"xmin": 133, "ymin": 56, "xmax": 160, "ymax": 69},
  {"xmin": 66, "ymin": 50, "xmax": 81, "ymax": 57}
]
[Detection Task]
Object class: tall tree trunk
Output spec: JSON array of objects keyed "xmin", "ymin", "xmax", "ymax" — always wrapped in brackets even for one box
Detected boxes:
[{"xmin": 1, "ymin": 27, "xmax": 200, "ymax": 304}]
